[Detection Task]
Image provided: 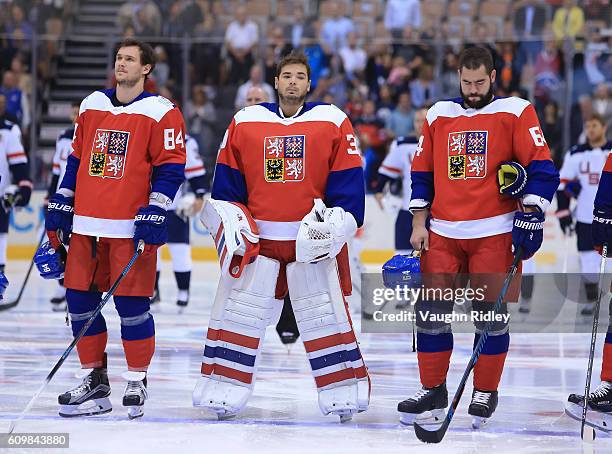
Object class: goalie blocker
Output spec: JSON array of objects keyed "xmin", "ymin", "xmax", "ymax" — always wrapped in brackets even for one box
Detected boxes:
[{"xmin": 193, "ymin": 199, "xmax": 370, "ymax": 420}]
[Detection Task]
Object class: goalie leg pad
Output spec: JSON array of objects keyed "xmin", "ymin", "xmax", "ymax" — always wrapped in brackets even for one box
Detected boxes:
[
  {"xmin": 286, "ymin": 259, "xmax": 370, "ymax": 419},
  {"xmin": 194, "ymin": 256, "xmax": 280, "ymax": 417}
]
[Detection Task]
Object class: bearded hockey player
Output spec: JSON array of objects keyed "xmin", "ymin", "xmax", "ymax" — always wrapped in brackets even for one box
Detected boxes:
[
  {"xmin": 400, "ymin": 46, "xmax": 559, "ymax": 429},
  {"xmin": 192, "ymin": 51, "xmax": 370, "ymax": 422},
  {"xmin": 38, "ymin": 39, "xmax": 186, "ymax": 419}
]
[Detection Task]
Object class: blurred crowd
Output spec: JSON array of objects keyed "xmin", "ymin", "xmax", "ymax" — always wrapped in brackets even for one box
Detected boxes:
[{"xmin": 1, "ymin": 0, "xmax": 611, "ymax": 190}]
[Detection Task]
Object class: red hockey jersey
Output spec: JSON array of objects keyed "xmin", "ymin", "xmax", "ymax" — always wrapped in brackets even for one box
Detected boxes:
[
  {"xmin": 212, "ymin": 102, "xmax": 365, "ymax": 240},
  {"xmin": 410, "ymin": 97, "xmax": 559, "ymax": 239},
  {"xmin": 68, "ymin": 90, "xmax": 186, "ymax": 238}
]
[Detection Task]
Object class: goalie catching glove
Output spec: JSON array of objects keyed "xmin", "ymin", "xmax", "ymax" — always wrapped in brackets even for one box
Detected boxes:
[
  {"xmin": 296, "ymin": 199, "xmax": 357, "ymax": 263},
  {"xmin": 497, "ymin": 161, "xmax": 527, "ymax": 198}
]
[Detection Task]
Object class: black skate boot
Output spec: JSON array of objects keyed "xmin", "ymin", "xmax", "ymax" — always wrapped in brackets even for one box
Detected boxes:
[
  {"xmin": 58, "ymin": 354, "xmax": 111, "ymax": 417},
  {"xmin": 122, "ymin": 371, "xmax": 148, "ymax": 419},
  {"xmin": 468, "ymin": 389, "xmax": 498, "ymax": 429},
  {"xmin": 398, "ymin": 382, "xmax": 448, "ymax": 425},
  {"xmin": 566, "ymin": 381, "xmax": 612, "ymax": 431}
]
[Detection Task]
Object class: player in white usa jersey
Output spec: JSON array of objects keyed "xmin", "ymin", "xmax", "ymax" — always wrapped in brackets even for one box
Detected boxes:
[
  {"xmin": 46, "ymin": 102, "xmax": 79, "ymax": 311},
  {"xmin": 556, "ymin": 113, "xmax": 611, "ymax": 314},
  {"xmin": 153, "ymin": 134, "xmax": 207, "ymax": 308},
  {"xmin": 375, "ymin": 107, "xmax": 427, "ymax": 255}
]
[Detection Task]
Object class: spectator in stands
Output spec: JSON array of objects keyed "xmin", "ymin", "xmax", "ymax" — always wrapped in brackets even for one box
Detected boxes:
[
  {"xmin": 440, "ymin": 49, "xmax": 460, "ymax": 99},
  {"xmin": 193, "ymin": 14, "xmax": 224, "ymax": 85},
  {"xmin": 533, "ymin": 39, "xmax": 564, "ymax": 110},
  {"xmin": 386, "ymin": 56, "xmax": 411, "ymax": 91},
  {"xmin": 584, "ymin": 29, "xmax": 610, "ymax": 86},
  {"xmin": 384, "ymin": 0, "xmax": 422, "ymax": 40},
  {"xmin": 301, "ymin": 31, "xmax": 327, "ymax": 90},
  {"xmin": 269, "ymin": 25, "xmax": 293, "ymax": 63},
  {"xmin": 152, "ymin": 46, "xmax": 170, "ymax": 88},
  {"xmin": 234, "ymin": 64, "xmax": 275, "ymax": 110},
  {"xmin": 571, "ymin": 94, "xmax": 594, "ymax": 144},
  {"xmin": 184, "ymin": 84, "xmax": 216, "ymax": 161},
  {"xmin": 593, "ymin": 83, "xmax": 612, "ymax": 140},
  {"xmin": 0, "ymin": 93, "xmax": 19, "ymax": 125},
  {"xmin": 583, "ymin": 0, "xmax": 611, "ymax": 20},
  {"xmin": 409, "ymin": 64, "xmax": 436, "ymax": 108},
  {"xmin": 339, "ymin": 32, "xmax": 367, "ymax": 79},
  {"xmin": 133, "ymin": 6, "xmax": 158, "ymax": 37},
  {"xmin": 385, "ymin": 91, "xmax": 414, "ymax": 138},
  {"xmin": 117, "ymin": 1, "xmax": 162, "ymax": 36},
  {"xmin": 5, "ymin": 4, "xmax": 33, "ymax": 41},
  {"xmin": 496, "ymin": 41, "xmax": 522, "ymax": 96},
  {"xmin": 365, "ymin": 43, "xmax": 392, "ymax": 97},
  {"xmin": 163, "ymin": 1, "xmax": 187, "ymax": 37},
  {"xmin": 541, "ymin": 100, "xmax": 564, "ymax": 167},
  {"xmin": 320, "ymin": 1, "xmax": 354, "ymax": 54},
  {"xmin": 0, "ymin": 70, "xmax": 29, "ymax": 131},
  {"xmin": 355, "ymin": 99, "xmax": 388, "ymax": 191},
  {"xmin": 552, "ymin": 0, "xmax": 585, "ymax": 41},
  {"xmin": 225, "ymin": 4, "xmax": 259, "ymax": 84},
  {"xmin": 284, "ymin": 4, "xmax": 314, "ymax": 50},
  {"xmin": 376, "ymin": 84, "xmax": 395, "ymax": 123},
  {"xmin": 514, "ymin": 0, "xmax": 548, "ymax": 39},
  {"xmin": 393, "ymin": 25, "xmax": 427, "ymax": 69}
]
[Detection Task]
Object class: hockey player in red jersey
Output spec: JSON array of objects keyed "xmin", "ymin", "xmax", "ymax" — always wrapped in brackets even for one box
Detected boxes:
[
  {"xmin": 565, "ymin": 151, "xmax": 612, "ymax": 431},
  {"xmin": 192, "ymin": 52, "xmax": 370, "ymax": 421},
  {"xmin": 37, "ymin": 39, "xmax": 186, "ymax": 419},
  {"xmin": 399, "ymin": 46, "xmax": 559, "ymax": 429}
]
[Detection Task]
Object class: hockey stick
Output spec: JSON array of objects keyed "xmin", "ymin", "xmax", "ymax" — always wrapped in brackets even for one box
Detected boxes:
[
  {"xmin": 580, "ymin": 243, "xmax": 608, "ymax": 442},
  {"xmin": 7, "ymin": 240, "xmax": 145, "ymax": 434},
  {"xmin": 414, "ymin": 247, "xmax": 523, "ymax": 444},
  {"xmin": 0, "ymin": 229, "xmax": 47, "ymax": 312}
]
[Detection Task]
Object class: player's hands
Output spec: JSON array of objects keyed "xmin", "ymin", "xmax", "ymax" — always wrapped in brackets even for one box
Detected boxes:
[
  {"xmin": 133, "ymin": 205, "xmax": 168, "ymax": 256},
  {"xmin": 410, "ymin": 225, "xmax": 429, "ymax": 251},
  {"xmin": 45, "ymin": 193, "xmax": 74, "ymax": 249},
  {"xmin": 374, "ymin": 192, "xmax": 385, "ymax": 210},
  {"xmin": 592, "ymin": 207, "xmax": 612, "ymax": 254},
  {"xmin": 512, "ymin": 211, "xmax": 545, "ymax": 260},
  {"xmin": 555, "ymin": 209, "xmax": 574, "ymax": 235},
  {"xmin": 564, "ymin": 180, "xmax": 581, "ymax": 199},
  {"xmin": 497, "ymin": 161, "xmax": 527, "ymax": 198},
  {"xmin": 0, "ymin": 271, "xmax": 8, "ymax": 299},
  {"xmin": 34, "ymin": 241, "xmax": 66, "ymax": 280},
  {"xmin": 2, "ymin": 182, "xmax": 32, "ymax": 210}
]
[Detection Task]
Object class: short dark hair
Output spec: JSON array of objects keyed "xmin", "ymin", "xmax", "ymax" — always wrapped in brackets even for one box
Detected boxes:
[
  {"xmin": 71, "ymin": 101, "xmax": 80, "ymax": 109},
  {"xmin": 276, "ymin": 51, "xmax": 311, "ymax": 80},
  {"xmin": 117, "ymin": 38, "xmax": 156, "ymax": 78},
  {"xmin": 586, "ymin": 112, "xmax": 607, "ymax": 127},
  {"xmin": 458, "ymin": 46, "xmax": 494, "ymax": 74}
]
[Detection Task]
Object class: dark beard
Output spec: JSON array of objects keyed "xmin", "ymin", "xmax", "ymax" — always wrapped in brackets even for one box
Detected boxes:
[
  {"xmin": 461, "ymin": 84, "xmax": 494, "ymax": 109},
  {"xmin": 117, "ymin": 76, "xmax": 140, "ymax": 88},
  {"xmin": 278, "ymin": 92, "xmax": 306, "ymax": 106}
]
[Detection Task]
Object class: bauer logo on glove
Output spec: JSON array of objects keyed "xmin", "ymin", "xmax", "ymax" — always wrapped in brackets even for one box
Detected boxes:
[{"xmin": 497, "ymin": 161, "xmax": 527, "ymax": 198}]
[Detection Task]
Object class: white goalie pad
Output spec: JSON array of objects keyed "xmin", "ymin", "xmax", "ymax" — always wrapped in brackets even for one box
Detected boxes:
[
  {"xmin": 296, "ymin": 199, "xmax": 358, "ymax": 263},
  {"xmin": 286, "ymin": 258, "xmax": 370, "ymax": 419},
  {"xmin": 200, "ymin": 198, "xmax": 260, "ymax": 278},
  {"xmin": 193, "ymin": 255, "xmax": 281, "ymax": 417}
]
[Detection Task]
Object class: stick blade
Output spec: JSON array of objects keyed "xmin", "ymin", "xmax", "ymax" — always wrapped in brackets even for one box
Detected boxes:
[
  {"xmin": 0, "ymin": 300, "xmax": 18, "ymax": 312},
  {"xmin": 413, "ymin": 420, "xmax": 448, "ymax": 444}
]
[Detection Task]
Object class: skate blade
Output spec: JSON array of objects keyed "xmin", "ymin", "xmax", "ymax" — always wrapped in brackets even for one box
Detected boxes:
[
  {"xmin": 471, "ymin": 415, "xmax": 489, "ymax": 429},
  {"xmin": 59, "ymin": 398, "xmax": 112, "ymax": 417},
  {"xmin": 565, "ymin": 403, "xmax": 612, "ymax": 433},
  {"xmin": 399, "ymin": 408, "xmax": 445, "ymax": 426},
  {"xmin": 126, "ymin": 405, "xmax": 144, "ymax": 420}
]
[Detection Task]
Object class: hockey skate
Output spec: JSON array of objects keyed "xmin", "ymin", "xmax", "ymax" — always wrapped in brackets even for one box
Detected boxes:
[
  {"xmin": 122, "ymin": 371, "xmax": 148, "ymax": 419},
  {"xmin": 58, "ymin": 357, "xmax": 111, "ymax": 417},
  {"xmin": 176, "ymin": 290, "xmax": 189, "ymax": 311},
  {"xmin": 565, "ymin": 381, "xmax": 612, "ymax": 432},
  {"xmin": 397, "ymin": 382, "xmax": 447, "ymax": 426},
  {"xmin": 318, "ymin": 382, "xmax": 361, "ymax": 422},
  {"xmin": 50, "ymin": 286, "xmax": 66, "ymax": 312},
  {"xmin": 192, "ymin": 376, "xmax": 251, "ymax": 419},
  {"xmin": 468, "ymin": 389, "xmax": 498, "ymax": 429},
  {"xmin": 150, "ymin": 289, "xmax": 161, "ymax": 305}
]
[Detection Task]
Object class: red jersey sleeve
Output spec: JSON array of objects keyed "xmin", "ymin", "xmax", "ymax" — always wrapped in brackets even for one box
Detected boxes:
[
  {"xmin": 409, "ymin": 117, "xmax": 434, "ymax": 209},
  {"xmin": 149, "ymin": 107, "xmax": 187, "ymax": 166},
  {"xmin": 211, "ymin": 118, "xmax": 248, "ymax": 204}
]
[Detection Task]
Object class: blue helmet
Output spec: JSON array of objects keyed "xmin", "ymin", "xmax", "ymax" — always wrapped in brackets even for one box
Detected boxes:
[
  {"xmin": 34, "ymin": 241, "xmax": 66, "ymax": 280},
  {"xmin": 382, "ymin": 253, "xmax": 421, "ymax": 289}
]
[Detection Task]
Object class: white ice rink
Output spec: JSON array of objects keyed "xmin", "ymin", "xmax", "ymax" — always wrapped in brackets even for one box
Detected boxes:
[{"xmin": 1, "ymin": 258, "xmax": 612, "ymax": 454}]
